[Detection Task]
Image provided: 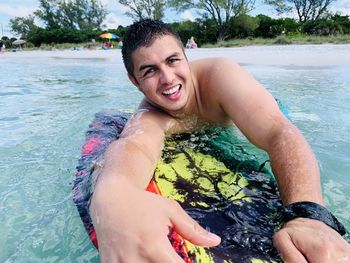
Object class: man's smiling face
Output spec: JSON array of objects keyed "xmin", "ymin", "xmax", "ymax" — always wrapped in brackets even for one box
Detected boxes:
[{"xmin": 129, "ymin": 35, "xmax": 193, "ymax": 115}]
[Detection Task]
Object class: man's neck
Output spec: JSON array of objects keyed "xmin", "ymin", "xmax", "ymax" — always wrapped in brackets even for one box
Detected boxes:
[{"xmin": 169, "ymin": 72, "xmax": 201, "ymax": 119}]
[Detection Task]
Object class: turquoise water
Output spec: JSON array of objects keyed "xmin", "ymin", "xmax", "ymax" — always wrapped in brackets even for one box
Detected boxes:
[{"xmin": 1, "ymin": 47, "xmax": 349, "ymax": 262}]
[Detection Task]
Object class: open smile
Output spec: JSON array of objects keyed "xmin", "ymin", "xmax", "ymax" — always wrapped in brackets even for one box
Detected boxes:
[{"xmin": 162, "ymin": 84, "xmax": 181, "ymax": 96}]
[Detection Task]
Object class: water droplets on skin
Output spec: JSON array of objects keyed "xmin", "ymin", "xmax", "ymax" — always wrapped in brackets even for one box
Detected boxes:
[
  {"xmin": 179, "ymin": 114, "xmax": 202, "ymax": 132},
  {"xmin": 121, "ymin": 109, "xmax": 149, "ymax": 137},
  {"xmin": 89, "ymin": 157, "xmax": 106, "ymax": 195}
]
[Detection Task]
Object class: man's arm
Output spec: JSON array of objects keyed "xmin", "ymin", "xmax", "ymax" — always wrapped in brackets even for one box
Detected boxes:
[
  {"xmin": 205, "ymin": 58, "xmax": 349, "ymax": 262},
  {"xmin": 203, "ymin": 58, "xmax": 322, "ymax": 204},
  {"xmin": 89, "ymin": 108, "xmax": 220, "ymax": 262}
]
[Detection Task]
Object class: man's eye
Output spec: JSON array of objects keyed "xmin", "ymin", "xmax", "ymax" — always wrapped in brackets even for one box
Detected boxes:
[
  {"xmin": 144, "ymin": 68, "xmax": 155, "ymax": 77},
  {"xmin": 169, "ymin": 58, "xmax": 179, "ymax": 64}
]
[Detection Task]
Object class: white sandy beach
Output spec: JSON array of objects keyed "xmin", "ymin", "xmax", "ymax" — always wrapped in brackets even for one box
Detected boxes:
[{"xmin": 1, "ymin": 44, "xmax": 350, "ymax": 66}]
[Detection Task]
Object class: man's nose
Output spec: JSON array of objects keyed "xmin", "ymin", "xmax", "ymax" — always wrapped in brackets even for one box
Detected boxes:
[{"xmin": 159, "ymin": 67, "xmax": 174, "ymax": 85}]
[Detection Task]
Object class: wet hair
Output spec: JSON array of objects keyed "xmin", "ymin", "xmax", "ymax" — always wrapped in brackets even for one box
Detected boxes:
[{"xmin": 121, "ymin": 19, "xmax": 184, "ymax": 77}]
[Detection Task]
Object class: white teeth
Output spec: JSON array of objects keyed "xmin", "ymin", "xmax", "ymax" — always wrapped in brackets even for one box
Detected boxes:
[{"xmin": 162, "ymin": 85, "xmax": 180, "ymax": 95}]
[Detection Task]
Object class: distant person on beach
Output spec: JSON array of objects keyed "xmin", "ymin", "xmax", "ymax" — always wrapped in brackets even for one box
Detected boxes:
[
  {"xmin": 89, "ymin": 19, "xmax": 350, "ymax": 262},
  {"xmin": 117, "ymin": 40, "xmax": 123, "ymax": 49},
  {"xmin": 102, "ymin": 41, "xmax": 111, "ymax": 50},
  {"xmin": 0, "ymin": 41, "xmax": 5, "ymax": 53},
  {"xmin": 186, "ymin": 36, "xmax": 197, "ymax": 49}
]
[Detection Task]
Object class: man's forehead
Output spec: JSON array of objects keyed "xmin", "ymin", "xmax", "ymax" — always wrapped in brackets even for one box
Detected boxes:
[
  {"xmin": 136, "ymin": 35, "xmax": 182, "ymax": 53},
  {"xmin": 131, "ymin": 36, "xmax": 184, "ymax": 68}
]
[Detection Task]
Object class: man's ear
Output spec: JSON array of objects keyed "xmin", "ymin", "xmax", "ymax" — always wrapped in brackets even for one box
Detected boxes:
[{"xmin": 128, "ymin": 73, "xmax": 139, "ymax": 87}]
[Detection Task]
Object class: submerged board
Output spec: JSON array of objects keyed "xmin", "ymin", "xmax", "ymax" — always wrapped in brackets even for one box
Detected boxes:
[{"xmin": 73, "ymin": 112, "xmax": 284, "ymax": 263}]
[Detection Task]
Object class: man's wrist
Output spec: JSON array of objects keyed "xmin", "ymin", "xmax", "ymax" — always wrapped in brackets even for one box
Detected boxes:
[{"xmin": 282, "ymin": 201, "xmax": 347, "ymax": 236}]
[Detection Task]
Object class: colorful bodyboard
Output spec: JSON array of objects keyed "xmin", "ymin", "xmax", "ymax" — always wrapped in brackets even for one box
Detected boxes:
[{"xmin": 72, "ymin": 112, "xmax": 284, "ymax": 262}]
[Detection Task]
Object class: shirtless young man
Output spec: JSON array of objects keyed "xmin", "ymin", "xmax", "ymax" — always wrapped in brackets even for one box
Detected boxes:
[{"xmin": 89, "ymin": 19, "xmax": 349, "ymax": 262}]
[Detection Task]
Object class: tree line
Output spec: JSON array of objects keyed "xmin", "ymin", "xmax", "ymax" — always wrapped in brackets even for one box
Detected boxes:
[{"xmin": 2, "ymin": 0, "xmax": 350, "ymax": 48}]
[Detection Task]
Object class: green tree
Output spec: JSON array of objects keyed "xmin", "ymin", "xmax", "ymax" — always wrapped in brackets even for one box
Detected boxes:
[
  {"xmin": 168, "ymin": 0, "xmax": 256, "ymax": 40},
  {"xmin": 1, "ymin": 36, "xmax": 12, "ymax": 49},
  {"xmin": 265, "ymin": 0, "xmax": 336, "ymax": 23},
  {"xmin": 9, "ymin": 15, "xmax": 38, "ymax": 38},
  {"xmin": 302, "ymin": 14, "xmax": 350, "ymax": 35},
  {"xmin": 254, "ymin": 14, "xmax": 281, "ymax": 37},
  {"xmin": 254, "ymin": 15, "xmax": 299, "ymax": 37},
  {"xmin": 331, "ymin": 14, "xmax": 350, "ymax": 34},
  {"xmin": 118, "ymin": 0, "xmax": 166, "ymax": 20},
  {"xmin": 171, "ymin": 20, "xmax": 203, "ymax": 45},
  {"xmin": 280, "ymin": 17, "xmax": 300, "ymax": 34},
  {"xmin": 196, "ymin": 18, "xmax": 222, "ymax": 43},
  {"xmin": 34, "ymin": 0, "xmax": 107, "ymax": 30},
  {"xmin": 227, "ymin": 14, "xmax": 259, "ymax": 38}
]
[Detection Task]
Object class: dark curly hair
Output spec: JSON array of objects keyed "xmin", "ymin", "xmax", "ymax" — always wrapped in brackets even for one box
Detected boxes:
[{"xmin": 121, "ymin": 19, "xmax": 184, "ymax": 77}]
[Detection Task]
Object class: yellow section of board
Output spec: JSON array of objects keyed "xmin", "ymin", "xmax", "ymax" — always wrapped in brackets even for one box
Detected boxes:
[{"xmin": 154, "ymin": 141, "xmax": 251, "ymax": 206}]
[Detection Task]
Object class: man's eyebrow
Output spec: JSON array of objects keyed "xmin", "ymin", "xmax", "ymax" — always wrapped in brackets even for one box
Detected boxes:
[
  {"xmin": 138, "ymin": 52, "xmax": 181, "ymax": 72},
  {"xmin": 139, "ymin": 63, "xmax": 154, "ymax": 72},
  {"xmin": 166, "ymin": 52, "xmax": 181, "ymax": 60}
]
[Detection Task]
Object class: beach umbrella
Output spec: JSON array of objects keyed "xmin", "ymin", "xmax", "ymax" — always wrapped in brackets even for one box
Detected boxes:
[
  {"xmin": 13, "ymin": 39, "xmax": 26, "ymax": 45},
  {"xmin": 99, "ymin": 33, "xmax": 119, "ymax": 39},
  {"xmin": 12, "ymin": 39, "xmax": 26, "ymax": 50}
]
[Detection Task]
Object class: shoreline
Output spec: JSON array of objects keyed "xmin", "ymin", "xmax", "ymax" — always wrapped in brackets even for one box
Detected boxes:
[
  {"xmin": 187, "ymin": 44, "xmax": 350, "ymax": 66},
  {"xmin": 2, "ymin": 43, "xmax": 350, "ymax": 66}
]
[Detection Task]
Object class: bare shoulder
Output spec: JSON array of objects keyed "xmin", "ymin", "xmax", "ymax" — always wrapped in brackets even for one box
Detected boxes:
[
  {"xmin": 190, "ymin": 57, "xmax": 281, "ymax": 134},
  {"xmin": 190, "ymin": 58, "xmax": 246, "ymax": 89},
  {"xmin": 189, "ymin": 57, "xmax": 237, "ymax": 67},
  {"xmin": 121, "ymin": 99, "xmax": 179, "ymax": 137},
  {"xmin": 190, "ymin": 58, "xmax": 239, "ymax": 76}
]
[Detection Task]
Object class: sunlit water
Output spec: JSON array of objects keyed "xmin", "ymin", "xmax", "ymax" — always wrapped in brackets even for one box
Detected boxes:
[{"xmin": 1, "ymin": 45, "xmax": 349, "ymax": 262}]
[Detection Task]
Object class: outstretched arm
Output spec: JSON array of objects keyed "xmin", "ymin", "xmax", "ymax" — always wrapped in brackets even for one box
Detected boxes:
[
  {"xmin": 207, "ymin": 58, "xmax": 349, "ymax": 262},
  {"xmin": 89, "ymin": 108, "xmax": 220, "ymax": 262}
]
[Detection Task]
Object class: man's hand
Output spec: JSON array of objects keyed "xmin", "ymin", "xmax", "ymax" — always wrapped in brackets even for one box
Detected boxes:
[
  {"xmin": 273, "ymin": 218, "xmax": 350, "ymax": 262},
  {"xmin": 90, "ymin": 176, "xmax": 221, "ymax": 263}
]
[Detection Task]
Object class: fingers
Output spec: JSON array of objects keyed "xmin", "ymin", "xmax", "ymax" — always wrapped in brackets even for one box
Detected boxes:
[
  {"xmin": 273, "ymin": 230, "xmax": 308, "ymax": 263},
  {"xmin": 274, "ymin": 218, "xmax": 350, "ymax": 263},
  {"xmin": 168, "ymin": 200, "xmax": 221, "ymax": 247}
]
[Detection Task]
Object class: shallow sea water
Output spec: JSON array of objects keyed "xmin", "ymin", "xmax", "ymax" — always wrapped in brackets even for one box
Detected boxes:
[{"xmin": 0, "ymin": 45, "xmax": 349, "ymax": 262}]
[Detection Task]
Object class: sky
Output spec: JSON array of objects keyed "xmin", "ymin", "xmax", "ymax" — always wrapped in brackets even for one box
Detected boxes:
[{"xmin": 1, "ymin": 0, "xmax": 350, "ymax": 38}]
